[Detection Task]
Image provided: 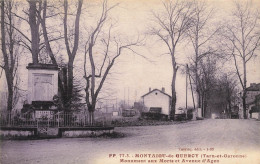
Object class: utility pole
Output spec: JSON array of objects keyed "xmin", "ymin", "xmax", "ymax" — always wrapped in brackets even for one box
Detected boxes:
[
  {"xmin": 124, "ymin": 87, "xmax": 125, "ymax": 107},
  {"xmin": 135, "ymin": 90, "xmax": 137, "ymax": 102},
  {"xmin": 187, "ymin": 64, "xmax": 196, "ymax": 110},
  {"xmin": 186, "ymin": 65, "xmax": 188, "ymax": 119},
  {"xmin": 128, "ymin": 87, "xmax": 129, "ymax": 107},
  {"xmin": 106, "ymin": 100, "xmax": 108, "ymax": 113},
  {"xmin": 116, "ymin": 97, "xmax": 117, "ymax": 111}
]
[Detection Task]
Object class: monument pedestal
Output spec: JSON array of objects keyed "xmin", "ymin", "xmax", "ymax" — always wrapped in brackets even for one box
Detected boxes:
[
  {"xmin": 26, "ymin": 63, "xmax": 60, "ymax": 137},
  {"xmin": 26, "ymin": 63, "xmax": 59, "ymax": 118},
  {"xmin": 27, "ymin": 63, "xmax": 59, "ymax": 104}
]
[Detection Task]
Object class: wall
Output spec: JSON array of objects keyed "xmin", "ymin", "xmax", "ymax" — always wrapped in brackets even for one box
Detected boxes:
[
  {"xmin": 143, "ymin": 90, "xmax": 170, "ymax": 115},
  {"xmin": 62, "ymin": 130, "xmax": 113, "ymax": 137},
  {"xmin": 0, "ymin": 129, "xmax": 114, "ymax": 139},
  {"xmin": 251, "ymin": 113, "xmax": 259, "ymax": 119},
  {"xmin": 246, "ymin": 91, "xmax": 260, "ymax": 104},
  {"xmin": 0, "ymin": 130, "xmax": 34, "ymax": 138}
]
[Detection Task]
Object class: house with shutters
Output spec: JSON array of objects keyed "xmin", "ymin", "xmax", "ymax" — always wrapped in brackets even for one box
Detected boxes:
[{"xmin": 141, "ymin": 87, "xmax": 171, "ymax": 116}]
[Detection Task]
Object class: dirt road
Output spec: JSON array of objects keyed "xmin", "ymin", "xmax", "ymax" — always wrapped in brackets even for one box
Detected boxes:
[{"xmin": 1, "ymin": 119, "xmax": 259, "ymax": 164}]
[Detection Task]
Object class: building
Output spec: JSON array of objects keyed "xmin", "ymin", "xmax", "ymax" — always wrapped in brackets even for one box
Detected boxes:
[
  {"xmin": 246, "ymin": 83, "xmax": 260, "ymax": 118},
  {"xmin": 246, "ymin": 83, "xmax": 260, "ymax": 104},
  {"xmin": 249, "ymin": 94, "xmax": 260, "ymax": 119},
  {"xmin": 238, "ymin": 83, "xmax": 260, "ymax": 118},
  {"xmin": 141, "ymin": 87, "xmax": 171, "ymax": 116},
  {"xmin": 122, "ymin": 108, "xmax": 137, "ymax": 117}
]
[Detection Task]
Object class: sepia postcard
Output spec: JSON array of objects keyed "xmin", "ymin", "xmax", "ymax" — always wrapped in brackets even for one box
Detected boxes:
[{"xmin": 0, "ymin": 0, "xmax": 260, "ymax": 164}]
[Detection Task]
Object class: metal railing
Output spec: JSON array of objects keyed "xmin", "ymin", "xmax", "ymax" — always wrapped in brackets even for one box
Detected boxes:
[{"xmin": 0, "ymin": 111, "xmax": 111, "ymax": 128}]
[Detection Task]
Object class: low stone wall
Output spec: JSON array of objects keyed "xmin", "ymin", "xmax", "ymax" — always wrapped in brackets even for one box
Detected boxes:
[
  {"xmin": 251, "ymin": 113, "xmax": 260, "ymax": 119},
  {"xmin": 0, "ymin": 129, "xmax": 114, "ymax": 139},
  {"xmin": 0, "ymin": 130, "xmax": 35, "ymax": 138},
  {"xmin": 62, "ymin": 129, "xmax": 114, "ymax": 138}
]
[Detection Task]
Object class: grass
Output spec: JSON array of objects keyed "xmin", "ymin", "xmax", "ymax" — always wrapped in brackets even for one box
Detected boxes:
[{"xmin": 111, "ymin": 117, "xmax": 188, "ymax": 127}]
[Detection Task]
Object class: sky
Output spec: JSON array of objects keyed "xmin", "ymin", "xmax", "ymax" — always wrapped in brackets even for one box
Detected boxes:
[
  {"xmin": 0, "ymin": 0, "xmax": 260, "ymax": 109},
  {"xmin": 91, "ymin": 0, "xmax": 260, "ymax": 107}
]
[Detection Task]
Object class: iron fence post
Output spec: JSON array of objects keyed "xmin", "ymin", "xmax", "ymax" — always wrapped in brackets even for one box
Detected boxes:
[{"xmin": 58, "ymin": 113, "xmax": 60, "ymax": 127}]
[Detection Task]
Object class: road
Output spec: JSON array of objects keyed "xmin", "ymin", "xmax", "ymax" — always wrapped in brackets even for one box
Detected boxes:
[{"xmin": 1, "ymin": 119, "xmax": 260, "ymax": 164}]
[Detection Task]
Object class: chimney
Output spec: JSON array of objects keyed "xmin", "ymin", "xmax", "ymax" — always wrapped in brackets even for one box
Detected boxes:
[
  {"xmin": 149, "ymin": 87, "xmax": 151, "ymax": 92},
  {"xmin": 162, "ymin": 87, "xmax": 165, "ymax": 93}
]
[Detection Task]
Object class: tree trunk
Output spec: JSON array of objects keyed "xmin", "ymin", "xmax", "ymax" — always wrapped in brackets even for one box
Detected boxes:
[
  {"xmin": 228, "ymin": 98, "xmax": 231, "ymax": 118},
  {"xmin": 242, "ymin": 91, "xmax": 247, "ymax": 119},
  {"xmin": 87, "ymin": 99, "xmax": 96, "ymax": 126},
  {"xmin": 197, "ymin": 90, "xmax": 201, "ymax": 109},
  {"xmin": 67, "ymin": 60, "xmax": 74, "ymax": 103},
  {"xmin": 5, "ymin": 67, "xmax": 14, "ymax": 115},
  {"xmin": 40, "ymin": 0, "xmax": 57, "ymax": 65},
  {"xmin": 171, "ymin": 91, "xmax": 176, "ymax": 120},
  {"xmin": 28, "ymin": 0, "xmax": 40, "ymax": 64},
  {"xmin": 62, "ymin": 67, "xmax": 68, "ymax": 102},
  {"xmin": 63, "ymin": 0, "xmax": 82, "ymax": 105},
  {"xmin": 201, "ymin": 92, "xmax": 204, "ymax": 117},
  {"xmin": 1, "ymin": 0, "xmax": 14, "ymax": 113},
  {"xmin": 204, "ymin": 99, "xmax": 208, "ymax": 118},
  {"xmin": 171, "ymin": 66, "xmax": 178, "ymax": 120},
  {"xmin": 7, "ymin": 82, "xmax": 13, "ymax": 112},
  {"xmin": 204, "ymin": 91, "xmax": 209, "ymax": 118},
  {"xmin": 195, "ymin": 50, "xmax": 201, "ymax": 110},
  {"xmin": 88, "ymin": 108, "xmax": 95, "ymax": 126},
  {"xmin": 242, "ymin": 57, "xmax": 247, "ymax": 119},
  {"xmin": 5, "ymin": 70, "xmax": 13, "ymax": 123}
]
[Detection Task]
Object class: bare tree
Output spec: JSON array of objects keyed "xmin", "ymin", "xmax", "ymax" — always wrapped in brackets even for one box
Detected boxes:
[
  {"xmin": 150, "ymin": 0, "xmax": 195, "ymax": 119},
  {"xmin": 222, "ymin": 1, "xmax": 260, "ymax": 119},
  {"xmin": 63, "ymin": 0, "xmax": 83, "ymax": 104},
  {"xmin": 219, "ymin": 74, "xmax": 238, "ymax": 117},
  {"xmin": 1, "ymin": 0, "xmax": 82, "ymax": 110},
  {"xmin": 2, "ymin": 0, "xmax": 45, "ymax": 65},
  {"xmin": 198, "ymin": 56, "xmax": 218, "ymax": 117},
  {"xmin": 3, "ymin": 0, "xmax": 48, "ymax": 64},
  {"xmin": 39, "ymin": 0, "xmax": 58, "ymax": 65},
  {"xmin": 205, "ymin": 72, "xmax": 238, "ymax": 118},
  {"xmin": 188, "ymin": 54, "xmax": 238, "ymax": 118},
  {"xmin": 186, "ymin": 1, "xmax": 218, "ymax": 114},
  {"xmin": 27, "ymin": 0, "xmax": 41, "ymax": 64},
  {"xmin": 38, "ymin": 0, "xmax": 70, "ymax": 108},
  {"xmin": 37, "ymin": 0, "xmax": 82, "ymax": 108},
  {"xmin": 0, "ymin": 0, "xmax": 21, "ymax": 112},
  {"xmin": 83, "ymin": 0, "xmax": 141, "ymax": 124}
]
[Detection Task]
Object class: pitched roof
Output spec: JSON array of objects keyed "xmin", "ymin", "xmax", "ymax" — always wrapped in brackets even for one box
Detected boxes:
[
  {"xmin": 246, "ymin": 83, "xmax": 260, "ymax": 91},
  {"xmin": 141, "ymin": 89, "xmax": 171, "ymax": 98}
]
